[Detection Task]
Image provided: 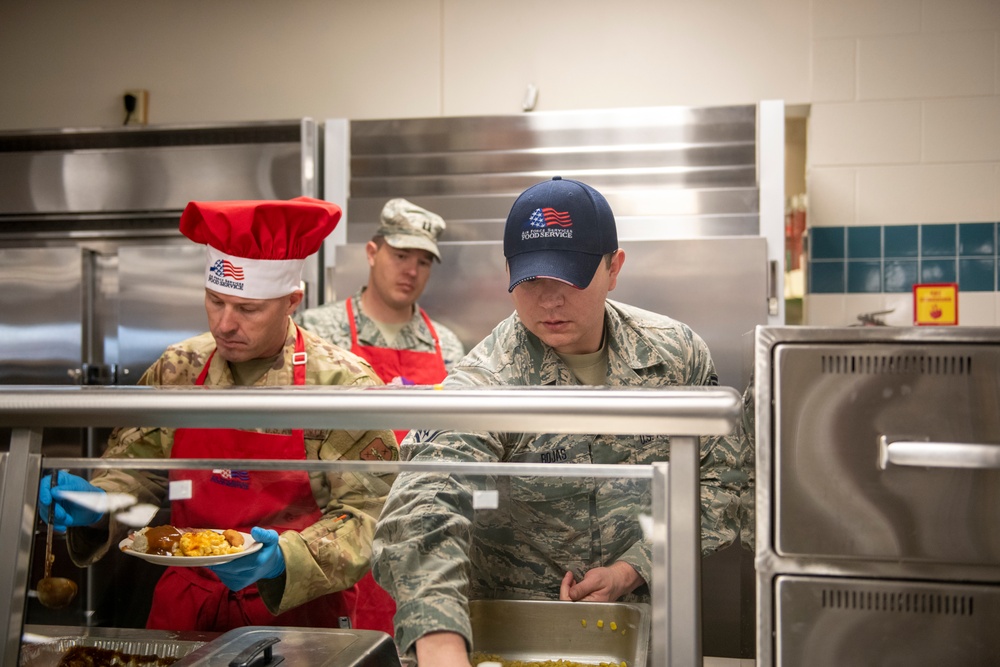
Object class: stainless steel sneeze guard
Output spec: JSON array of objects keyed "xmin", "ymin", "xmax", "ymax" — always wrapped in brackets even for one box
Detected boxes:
[
  {"xmin": 0, "ymin": 384, "xmax": 741, "ymax": 667},
  {"xmin": 0, "ymin": 384, "xmax": 740, "ymax": 434}
]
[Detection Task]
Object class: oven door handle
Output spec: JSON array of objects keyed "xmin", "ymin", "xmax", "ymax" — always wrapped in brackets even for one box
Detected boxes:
[{"xmin": 879, "ymin": 435, "xmax": 1000, "ymax": 469}]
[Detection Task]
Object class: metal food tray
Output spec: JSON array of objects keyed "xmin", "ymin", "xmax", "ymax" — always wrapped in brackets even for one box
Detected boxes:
[
  {"xmin": 20, "ymin": 636, "xmax": 205, "ymax": 666},
  {"xmin": 470, "ymin": 600, "xmax": 650, "ymax": 667}
]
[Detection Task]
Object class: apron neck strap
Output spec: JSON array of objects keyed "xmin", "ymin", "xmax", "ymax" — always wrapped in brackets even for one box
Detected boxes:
[{"xmin": 195, "ymin": 323, "xmax": 307, "ymax": 387}]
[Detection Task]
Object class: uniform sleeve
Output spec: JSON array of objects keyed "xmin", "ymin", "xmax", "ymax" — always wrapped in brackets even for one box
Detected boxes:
[
  {"xmin": 66, "ymin": 366, "xmax": 173, "ymax": 567},
  {"xmin": 684, "ymin": 329, "xmax": 746, "ymax": 557},
  {"xmin": 371, "ymin": 366, "xmax": 499, "ymax": 655},
  {"xmin": 260, "ymin": 426, "xmax": 399, "ymax": 615},
  {"xmin": 738, "ymin": 370, "xmax": 756, "ymax": 552}
]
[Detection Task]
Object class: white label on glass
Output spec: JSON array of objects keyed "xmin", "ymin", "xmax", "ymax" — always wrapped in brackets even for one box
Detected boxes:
[
  {"xmin": 169, "ymin": 479, "xmax": 193, "ymax": 501},
  {"xmin": 472, "ymin": 489, "xmax": 499, "ymax": 510}
]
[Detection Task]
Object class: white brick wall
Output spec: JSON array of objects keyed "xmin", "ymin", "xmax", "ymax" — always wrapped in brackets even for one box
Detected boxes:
[{"xmin": 806, "ymin": 0, "xmax": 1000, "ymax": 326}]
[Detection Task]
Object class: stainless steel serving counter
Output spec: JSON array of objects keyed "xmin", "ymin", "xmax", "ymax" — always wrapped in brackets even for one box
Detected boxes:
[{"xmin": 0, "ymin": 384, "xmax": 742, "ymax": 667}]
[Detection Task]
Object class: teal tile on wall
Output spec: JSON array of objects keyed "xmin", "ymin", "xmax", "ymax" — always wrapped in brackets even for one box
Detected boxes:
[
  {"xmin": 884, "ymin": 260, "xmax": 918, "ymax": 292},
  {"xmin": 807, "ymin": 223, "xmax": 1000, "ymax": 294},
  {"xmin": 848, "ymin": 226, "xmax": 881, "ymax": 258},
  {"xmin": 921, "ymin": 258, "xmax": 957, "ymax": 283},
  {"xmin": 810, "ymin": 227, "xmax": 845, "ymax": 259},
  {"xmin": 847, "ymin": 260, "xmax": 882, "ymax": 293},
  {"xmin": 884, "ymin": 225, "xmax": 919, "ymax": 258},
  {"xmin": 921, "ymin": 224, "xmax": 957, "ymax": 257},
  {"xmin": 810, "ymin": 261, "xmax": 845, "ymax": 293},
  {"xmin": 959, "ymin": 222, "xmax": 995, "ymax": 256},
  {"xmin": 959, "ymin": 258, "xmax": 995, "ymax": 291}
]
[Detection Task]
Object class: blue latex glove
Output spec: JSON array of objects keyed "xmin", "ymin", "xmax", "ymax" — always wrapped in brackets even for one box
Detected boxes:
[
  {"xmin": 207, "ymin": 526, "xmax": 286, "ymax": 591},
  {"xmin": 38, "ymin": 471, "xmax": 106, "ymax": 532}
]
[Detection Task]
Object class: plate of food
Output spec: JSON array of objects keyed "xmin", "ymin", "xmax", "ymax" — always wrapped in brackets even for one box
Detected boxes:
[{"xmin": 119, "ymin": 526, "xmax": 261, "ymax": 567}]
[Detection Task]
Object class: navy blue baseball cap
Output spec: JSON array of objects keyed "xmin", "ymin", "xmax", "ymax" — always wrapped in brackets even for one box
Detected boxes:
[{"xmin": 503, "ymin": 177, "xmax": 618, "ymax": 292}]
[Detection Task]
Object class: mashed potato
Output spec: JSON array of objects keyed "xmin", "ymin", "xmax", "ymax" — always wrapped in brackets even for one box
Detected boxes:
[{"xmin": 177, "ymin": 530, "xmax": 245, "ymax": 557}]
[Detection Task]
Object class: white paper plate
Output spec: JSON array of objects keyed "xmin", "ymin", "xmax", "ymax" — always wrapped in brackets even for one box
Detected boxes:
[{"xmin": 119, "ymin": 529, "xmax": 261, "ymax": 567}]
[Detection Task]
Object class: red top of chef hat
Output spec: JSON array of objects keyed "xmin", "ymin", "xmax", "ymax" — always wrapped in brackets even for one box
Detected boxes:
[{"xmin": 179, "ymin": 196, "xmax": 341, "ymax": 260}]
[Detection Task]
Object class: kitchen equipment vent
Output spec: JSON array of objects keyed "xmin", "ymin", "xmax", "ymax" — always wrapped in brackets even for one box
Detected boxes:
[
  {"xmin": 821, "ymin": 588, "xmax": 975, "ymax": 616},
  {"xmin": 819, "ymin": 353, "xmax": 972, "ymax": 375}
]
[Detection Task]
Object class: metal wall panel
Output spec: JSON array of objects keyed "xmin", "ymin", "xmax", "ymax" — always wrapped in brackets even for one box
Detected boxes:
[
  {"xmin": 0, "ymin": 247, "xmax": 81, "ymax": 384},
  {"xmin": 334, "ymin": 105, "xmax": 760, "ymax": 246}
]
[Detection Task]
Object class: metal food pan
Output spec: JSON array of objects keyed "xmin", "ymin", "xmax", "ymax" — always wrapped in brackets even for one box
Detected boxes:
[
  {"xmin": 470, "ymin": 600, "xmax": 650, "ymax": 667},
  {"xmin": 20, "ymin": 636, "xmax": 205, "ymax": 666}
]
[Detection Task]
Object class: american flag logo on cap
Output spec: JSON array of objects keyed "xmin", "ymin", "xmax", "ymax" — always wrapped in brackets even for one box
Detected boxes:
[{"xmin": 525, "ymin": 207, "xmax": 572, "ymax": 229}]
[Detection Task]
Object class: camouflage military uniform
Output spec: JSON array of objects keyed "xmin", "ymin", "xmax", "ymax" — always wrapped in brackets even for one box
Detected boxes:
[
  {"xmin": 372, "ymin": 300, "xmax": 748, "ymax": 654},
  {"xmin": 739, "ymin": 369, "xmax": 756, "ymax": 551},
  {"xmin": 296, "ymin": 289, "xmax": 466, "ymax": 371},
  {"xmin": 66, "ymin": 320, "xmax": 399, "ymax": 615}
]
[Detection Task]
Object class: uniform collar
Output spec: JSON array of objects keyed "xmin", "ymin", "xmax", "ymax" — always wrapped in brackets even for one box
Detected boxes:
[
  {"xmin": 530, "ymin": 301, "xmax": 666, "ymax": 387},
  {"xmin": 352, "ymin": 290, "xmax": 434, "ymax": 346}
]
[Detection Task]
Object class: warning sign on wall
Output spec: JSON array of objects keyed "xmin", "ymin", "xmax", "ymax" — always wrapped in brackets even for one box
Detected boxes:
[{"xmin": 913, "ymin": 283, "xmax": 958, "ymax": 326}]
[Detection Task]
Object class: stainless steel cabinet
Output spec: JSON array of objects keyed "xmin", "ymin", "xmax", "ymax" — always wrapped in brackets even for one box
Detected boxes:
[{"xmin": 756, "ymin": 327, "xmax": 1000, "ymax": 667}]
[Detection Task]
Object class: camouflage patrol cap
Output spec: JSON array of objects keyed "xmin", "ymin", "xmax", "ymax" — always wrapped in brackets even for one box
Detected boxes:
[{"xmin": 377, "ymin": 198, "xmax": 446, "ymax": 262}]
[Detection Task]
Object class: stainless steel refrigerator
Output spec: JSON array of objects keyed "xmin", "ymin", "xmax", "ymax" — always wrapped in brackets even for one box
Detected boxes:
[{"xmin": 0, "ymin": 118, "xmax": 321, "ymax": 626}]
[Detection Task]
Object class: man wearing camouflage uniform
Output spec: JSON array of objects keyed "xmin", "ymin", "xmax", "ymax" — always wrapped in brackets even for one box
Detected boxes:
[
  {"xmin": 297, "ymin": 198, "xmax": 465, "ymax": 384},
  {"xmin": 40, "ymin": 197, "xmax": 398, "ymax": 632},
  {"xmin": 372, "ymin": 177, "xmax": 746, "ymax": 666}
]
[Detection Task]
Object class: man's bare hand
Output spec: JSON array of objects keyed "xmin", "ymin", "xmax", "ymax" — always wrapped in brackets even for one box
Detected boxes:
[{"xmin": 559, "ymin": 561, "xmax": 643, "ymax": 602}]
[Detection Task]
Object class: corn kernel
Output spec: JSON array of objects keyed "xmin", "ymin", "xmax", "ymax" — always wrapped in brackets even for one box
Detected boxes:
[
  {"xmin": 597, "ymin": 619, "xmax": 604, "ymax": 628},
  {"xmin": 581, "ymin": 619, "xmax": 587, "ymax": 627},
  {"xmin": 610, "ymin": 621, "xmax": 618, "ymax": 631}
]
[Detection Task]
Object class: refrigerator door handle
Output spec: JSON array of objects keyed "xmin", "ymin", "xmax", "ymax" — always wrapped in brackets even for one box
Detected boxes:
[{"xmin": 878, "ymin": 435, "xmax": 1000, "ymax": 470}]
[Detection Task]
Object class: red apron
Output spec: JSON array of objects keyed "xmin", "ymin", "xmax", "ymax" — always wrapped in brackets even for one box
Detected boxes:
[
  {"xmin": 346, "ymin": 298, "xmax": 448, "ymax": 442},
  {"xmin": 146, "ymin": 326, "xmax": 355, "ymax": 632},
  {"xmin": 345, "ymin": 298, "xmax": 448, "ymax": 635}
]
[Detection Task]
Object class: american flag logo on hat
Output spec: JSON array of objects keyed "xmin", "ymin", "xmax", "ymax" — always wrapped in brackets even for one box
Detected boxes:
[
  {"xmin": 525, "ymin": 207, "xmax": 572, "ymax": 229},
  {"xmin": 210, "ymin": 259, "xmax": 245, "ymax": 281}
]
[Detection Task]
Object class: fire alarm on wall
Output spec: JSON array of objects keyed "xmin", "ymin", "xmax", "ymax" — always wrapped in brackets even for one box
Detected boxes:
[{"xmin": 123, "ymin": 89, "xmax": 149, "ymax": 126}]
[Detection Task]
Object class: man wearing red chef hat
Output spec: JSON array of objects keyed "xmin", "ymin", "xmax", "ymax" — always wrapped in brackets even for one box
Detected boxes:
[{"xmin": 38, "ymin": 197, "xmax": 398, "ymax": 632}]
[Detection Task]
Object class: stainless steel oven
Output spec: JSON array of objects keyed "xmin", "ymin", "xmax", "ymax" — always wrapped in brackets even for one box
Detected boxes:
[{"xmin": 755, "ymin": 326, "xmax": 1000, "ymax": 667}]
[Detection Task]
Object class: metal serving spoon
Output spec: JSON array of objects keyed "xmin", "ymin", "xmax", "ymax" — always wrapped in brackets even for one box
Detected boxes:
[{"xmin": 36, "ymin": 472, "xmax": 79, "ymax": 609}]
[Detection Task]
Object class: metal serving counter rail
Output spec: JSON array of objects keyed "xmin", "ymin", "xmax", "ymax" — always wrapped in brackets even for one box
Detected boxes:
[{"xmin": 0, "ymin": 384, "xmax": 742, "ymax": 667}]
